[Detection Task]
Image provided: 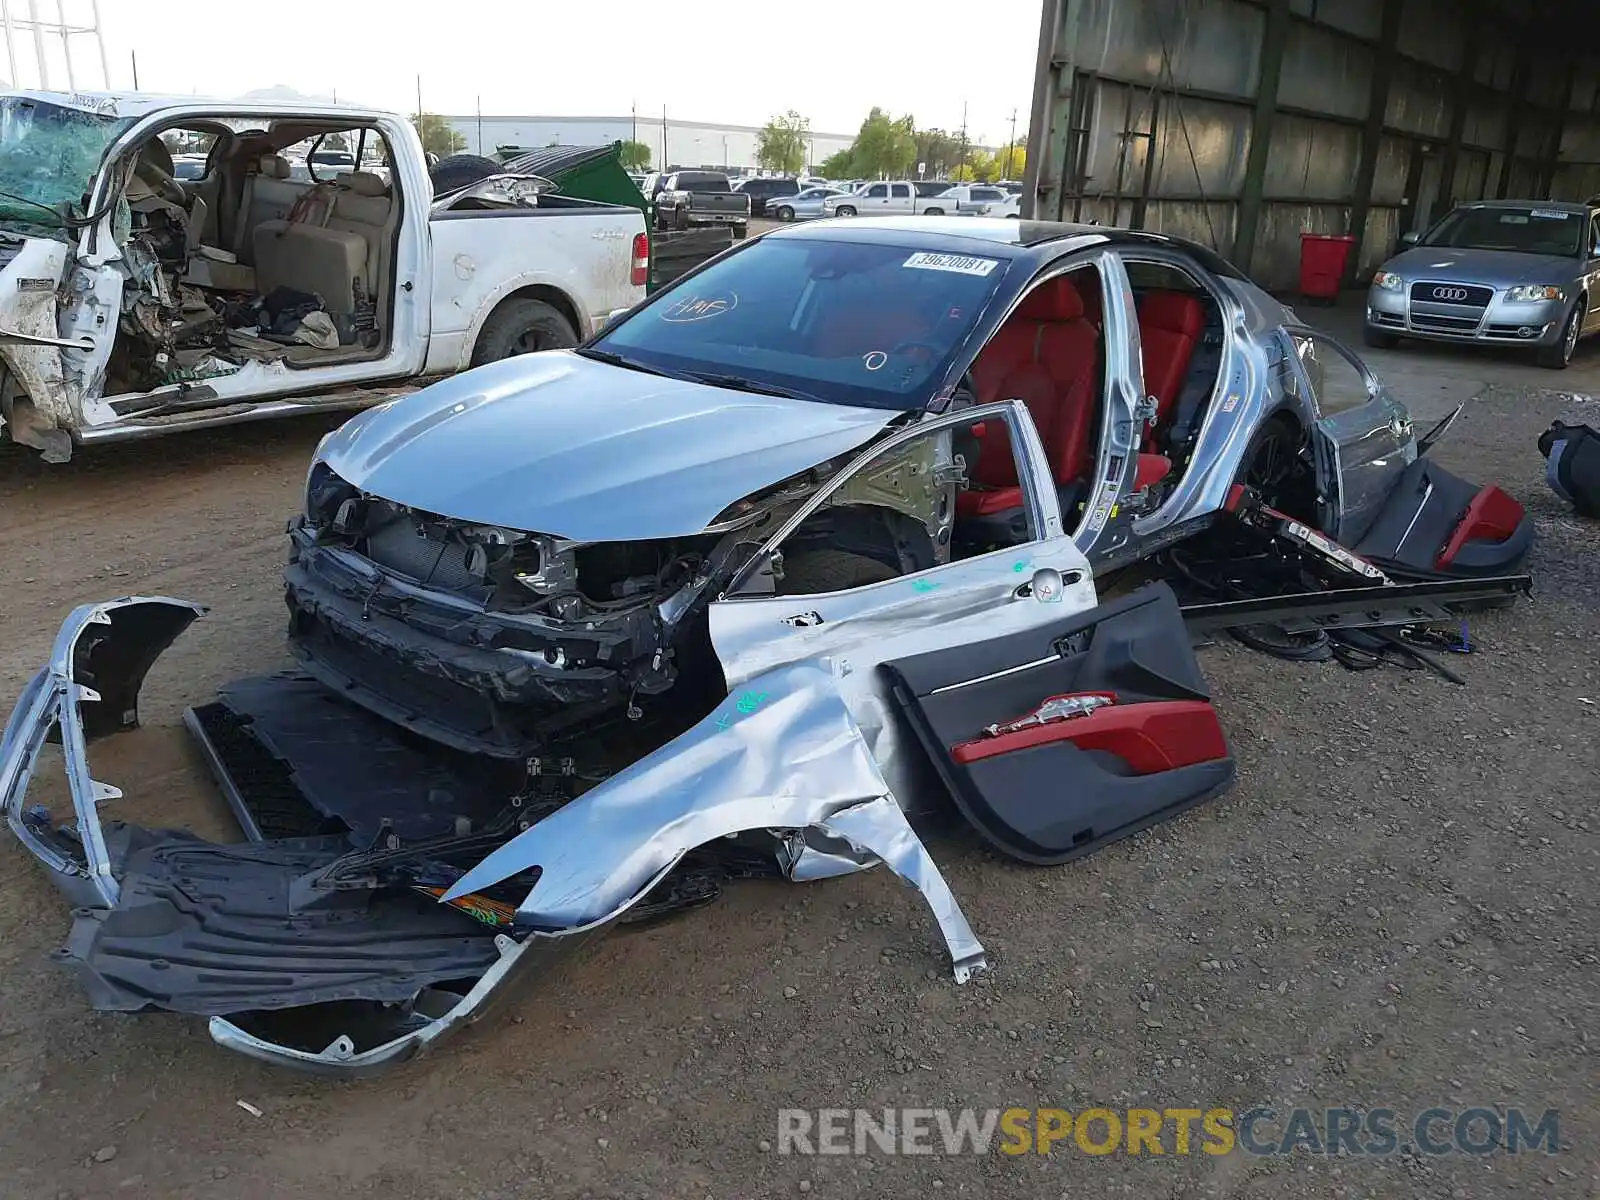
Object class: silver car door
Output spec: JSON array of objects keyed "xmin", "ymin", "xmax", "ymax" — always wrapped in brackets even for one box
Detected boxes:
[
  {"xmin": 1286, "ymin": 327, "xmax": 1415, "ymax": 546},
  {"xmin": 708, "ymin": 399, "xmax": 1099, "ymax": 808},
  {"xmin": 1586, "ymin": 213, "xmax": 1600, "ymax": 334}
]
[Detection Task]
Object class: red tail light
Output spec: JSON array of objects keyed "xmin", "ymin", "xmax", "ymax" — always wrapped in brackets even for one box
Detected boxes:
[{"xmin": 630, "ymin": 232, "xmax": 650, "ymax": 287}]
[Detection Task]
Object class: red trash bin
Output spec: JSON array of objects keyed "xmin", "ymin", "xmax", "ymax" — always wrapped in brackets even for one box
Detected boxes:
[{"xmin": 1298, "ymin": 233, "xmax": 1356, "ymax": 301}]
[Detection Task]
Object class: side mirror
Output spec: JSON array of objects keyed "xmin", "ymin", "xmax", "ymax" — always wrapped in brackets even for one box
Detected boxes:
[
  {"xmin": 602, "ymin": 307, "xmax": 631, "ymax": 331},
  {"xmin": 1399, "ymin": 231, "xmax": 1420, "ymax": 246}
]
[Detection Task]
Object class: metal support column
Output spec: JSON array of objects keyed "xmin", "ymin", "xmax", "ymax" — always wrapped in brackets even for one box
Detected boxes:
[
  {"xmin": 1436, "ymin": 20, "xmax": 1482, "ymax": 213},
  {"xmin": 1538, "ymin": 58, "xmax": 1577, "ymax": 197},
  {"xmin": 1344, "ymin": 0, "xmax": 1403, "ymax": 286},
  {"xmin": 1232, "ymin": 0, "xmax": 1292, "ymax": 272},
  {"xmin": 1495, "ymin": 47, "xmax": 1531, "ymax": 198}
]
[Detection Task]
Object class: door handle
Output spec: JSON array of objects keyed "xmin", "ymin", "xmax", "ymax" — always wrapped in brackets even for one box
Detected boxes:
[
  {"xmin": 1013, "ymin": 567, "xmax": 1073, "ymax": 602},
  {"xmin": 781, "ymin": 610, "xmax": 824, "ymax": 627}
]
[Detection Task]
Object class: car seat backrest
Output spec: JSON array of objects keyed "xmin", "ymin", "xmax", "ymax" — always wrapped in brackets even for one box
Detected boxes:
[
  {"xmin": 1138, "ymin": 289, "xmax": 1206, "ymax": 444},
  {"xmin": 1027, "ymin": 278, "xmax": 1100, "ymax": 484}
]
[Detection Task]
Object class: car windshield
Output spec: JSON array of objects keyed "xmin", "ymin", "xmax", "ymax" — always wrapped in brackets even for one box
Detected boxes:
[
  {"xmin": 0, "ymin": 96, "xmax": 127, "ymax": 234},
  {"xmin": 1421, "ymin": 206, "xmax": 1585, "ymax": 257},
  {"xmin": 590, "ymin": 235, "xmax": 1013, "ymax": 411}
]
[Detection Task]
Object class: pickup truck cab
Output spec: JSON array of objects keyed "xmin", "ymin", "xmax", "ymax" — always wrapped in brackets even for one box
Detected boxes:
[
  {"xmin": 931, "ymin": 183, "xmax": 1010, "ymax": 216},
  {"xmin": 652, "ymin": 170, "xmax": 750, "ymax": 237},
  {"xmin": 822, "ymin": 181, "xmax": 950, "ymax": 219},
  {"xmin": 0, "ymin": 90, "xmax": 648, "ymax": 461}
]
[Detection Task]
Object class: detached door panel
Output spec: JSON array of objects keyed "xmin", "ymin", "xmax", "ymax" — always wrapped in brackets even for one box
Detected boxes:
[{"xmin": 882, "ymin": 583, "xmax": 1233, "ymax": 865}]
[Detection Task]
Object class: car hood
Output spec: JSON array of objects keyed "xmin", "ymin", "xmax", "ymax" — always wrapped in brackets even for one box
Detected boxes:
[
  {"xmin": 1384, "ymin": 246, "xmax": 1580, "ymax": 287},
  {"xmin": 315, "ymin": 351, "xmax": 900, "ymax": 541}
]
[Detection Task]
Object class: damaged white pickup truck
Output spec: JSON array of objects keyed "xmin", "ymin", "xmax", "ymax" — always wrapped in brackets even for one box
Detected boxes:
[{"xmin": 0, "ymin": 90, "xmax": 648, "ymax": 460}]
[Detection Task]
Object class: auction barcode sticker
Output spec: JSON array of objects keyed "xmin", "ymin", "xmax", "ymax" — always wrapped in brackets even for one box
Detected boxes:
[{"xmin": 903, "ymin": 252, "xmax": 1000, "ymax": 276}]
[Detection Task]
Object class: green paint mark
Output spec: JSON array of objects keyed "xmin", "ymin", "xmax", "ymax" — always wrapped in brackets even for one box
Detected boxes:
[
  {"xmin": 736, "ymin": 690, "xmax": 769, "ymax": 715},
  {"xmin": 1012, "ymin": 560, "xmax": 1031, "ymax": 573},
  {"xmin": 912, "ymin": 579, "xmax": 942, "ymax": 593}
]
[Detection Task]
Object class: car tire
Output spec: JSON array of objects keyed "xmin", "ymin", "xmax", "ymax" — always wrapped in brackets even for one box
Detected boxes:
[
  {"xmin": 1236, "ymin": 414, "xmax": 1304, "ymax": 498},
  {"xmin": 836, "ymin": 205, "xmax": 857, "ymax": 217},
  {"xmin": 471, "ymin": 298, "xmax": 579, "ymax": 366},
  {"xmin": 775, "ymin": 205, "xmax": 794, "ymax": 222},
  {"xmin": 924, "ymin": 207, "xmax": 944, "ymax": 216},
  {"xmin": 429, "ymin": 153, "xmax": 505, "ymax": 195},
  {"xmin": 1536, "ymin": 302, "xmax": 1582, "ymax": 370},
  {"xmin": 777, "ymin": 549, "xmax": 897, "ymax": 595},
  {"xmin": 1363, "ymin": 326, "xmax": 1399, "ymax": 350}
]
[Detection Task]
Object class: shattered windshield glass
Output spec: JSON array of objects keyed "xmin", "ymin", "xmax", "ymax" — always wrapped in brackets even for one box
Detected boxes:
[{"xmin": 0, "ymin": 96, "xmax": 128, "ymax": 234}]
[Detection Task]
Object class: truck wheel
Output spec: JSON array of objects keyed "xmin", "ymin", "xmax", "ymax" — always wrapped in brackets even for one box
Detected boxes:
[
  {"xmin": 774, "ymin": 205, "xmax": 794, "ymax": 222},
  {"xmin": 471, "ymin": 298, "xmax": 578, "ymax": 366},
  {"xmin": 835, "ymin": 205, "xmax": 857, "ymax": 217},
  {"xmin": 733, "ymin": 223, "xmax": 748, "ymax": 240},
  {"xmin": 777, "ymin": 549, "xmax": 897, "ymax": 595},
  {"xmin": 924, "ymin": 207, "xmax": 944, "ymax": 216}
]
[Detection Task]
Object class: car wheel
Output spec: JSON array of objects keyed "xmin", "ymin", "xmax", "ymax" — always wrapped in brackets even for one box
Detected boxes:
[
  {"xmin": 836, "ymin": 205, "xmax": 856, "ymax": 217},
  {"xmin": 775, "ymin": 205, "xmax": 794, "ymax": 221},
  {"xmin": 924, "ymin": 207, "xmax": 944, "ymax": 216},
  {"xmin": 777, "ymin": 549, "xmax": 897, "ymax": 595},
  {"xmin": 1235, "ymin": 413, "xmax": 1314, "ymax": 519},
  {"xmin": 1363, "ymin": 326, "xmax": 1399, "ymax": 350},
  {"xmin": 1536, "ymin": 303, "xmax": 1582, "ymax": 370},
  {"xmin": 471, "ymin": 298, "xmax": 579, "ymax": 366}
]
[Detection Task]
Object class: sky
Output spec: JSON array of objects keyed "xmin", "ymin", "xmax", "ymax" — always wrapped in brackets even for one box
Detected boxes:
[{"xmin": 5, "ymin": 0, "xmax": 1042, "ymax": 143}]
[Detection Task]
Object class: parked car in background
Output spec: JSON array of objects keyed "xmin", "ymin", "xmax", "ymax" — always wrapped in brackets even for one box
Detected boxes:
[
  {"xmin": 170, "ymin": 154, "xmax": 208, "ymax": 180},
  {"xmin": 772, "ymin": 186, "xmax": 846, "ymax": 221},
  {"xmin": 733, "ymin": 175, "xmax": 800, "ymax": 217},
  {"xmin": 822, "ymin": 181, "xmax": 950, "ymax": 218},
  {"xmin": 0, "ymin": 90, "xmax": 649, "ymax": 461},
  {"xmin": 1365, "ymin": 199, "xmax": 1600, "ymax": 369},
  {"xmin": 930, "ymin": 183, "xmax": 1009, "ymax": 216},
  {"xmin": 976, "ymin": 193, "xmax": 1021, "ymax": 218},
  {"xmin": 653, "ymin": 170, "xmax": 751, "ymax": 236}
]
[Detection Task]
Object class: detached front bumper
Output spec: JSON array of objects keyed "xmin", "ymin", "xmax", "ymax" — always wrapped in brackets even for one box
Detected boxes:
[
  {"xmin": 2, "ymin": 598, "xmax": 989, "ymax": 1077},
  {"xmin": 1365, "ymin": 286, "xmax": 1566, "ymax": 346}
]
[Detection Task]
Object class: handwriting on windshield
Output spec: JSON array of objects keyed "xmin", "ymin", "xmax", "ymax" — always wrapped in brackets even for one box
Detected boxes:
[{"xmin": 661, "ymin": 293, "xmax": 738, "ymax": 322}]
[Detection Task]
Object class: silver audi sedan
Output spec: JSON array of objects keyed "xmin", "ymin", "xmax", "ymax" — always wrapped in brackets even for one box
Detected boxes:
[{"xmin": 1365, "ymin": 200, "xmax": 1600, "ymax": 369}]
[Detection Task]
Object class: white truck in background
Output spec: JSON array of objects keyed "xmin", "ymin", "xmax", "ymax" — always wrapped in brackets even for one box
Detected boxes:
[
  {"xmin": 0, "ymin": 90, "xmax": 648, "ymax": 462},
  {"xmin": 821, "ymin": 180, "xmax": 954, "ymax": 219}
]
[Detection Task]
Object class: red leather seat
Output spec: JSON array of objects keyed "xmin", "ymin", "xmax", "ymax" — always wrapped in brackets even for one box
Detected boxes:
[
  {"xmin": 1137, "ymin": 289, "xmax": 1205, "ymax": 445},
  {"xmin": 961, "ymin": 275, "xmax": 1101, "ymax": 519}
]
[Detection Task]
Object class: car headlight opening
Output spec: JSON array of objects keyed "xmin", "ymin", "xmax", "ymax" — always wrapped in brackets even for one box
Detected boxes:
[
  {"xmin": 1505, "ymin": 284, "xmax": 1563, "ymax": 303},
  {"xmin": 1373, "ymin": 271, "xmax": 1403, "ymax": 292}
]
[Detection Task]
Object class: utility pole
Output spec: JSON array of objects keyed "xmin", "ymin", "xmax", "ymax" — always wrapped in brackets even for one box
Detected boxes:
[
  {"xmin": 958, "ymin": 99, "xmax": 969, "ymax": 177},
  {"xmin": 476, "ymin": 95, "xmax": 483, "ymax": 155},
  {"xmin": 661, "ymin": 104, "xmax": 667, "ymax": 170},
  {"xmin": 415, "ymin": 74, "xmax": 423, "ymax": 123},
  {"xmin": 1005, "ymin": 107, "xmax": 1018, "ymax": 178},
  {"xmin": 631, "ymin": 100, "xmax": 637, "ymax": 149},
  {"xmin": 129, "ymin": 48, "xmax": 138, "ymax": 89}
]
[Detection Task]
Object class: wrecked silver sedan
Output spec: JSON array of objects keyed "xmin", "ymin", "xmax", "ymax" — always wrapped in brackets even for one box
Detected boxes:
[{"xmin": 1, "ymin": 217, "xmax": 1533, "ymax": 1076}]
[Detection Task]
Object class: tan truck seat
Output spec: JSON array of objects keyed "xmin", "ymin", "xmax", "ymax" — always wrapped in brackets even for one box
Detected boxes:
[
  {"xmin": 251, "ymin": 171, "xmax": 395, "ymax": 322},
  {"xmin": 234, "ymin": 155, "xmax": 305, "ymax": 264}
]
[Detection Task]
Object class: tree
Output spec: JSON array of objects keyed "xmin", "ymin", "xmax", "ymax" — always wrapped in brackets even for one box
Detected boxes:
[
  {"xmin": 413, "ymin": 112, "xmax": 466, "ymax": 159},
  {"xmin": 848, "ymin": 108, "xmax": 916, "ymax": 179},
  {"xmin": 756, "ymin": 110, "xmax": 810, "ymax": 176},
  {"xmin": 324, "ymin": 131, "xmax": 350, "ymax": 151},
  {"xmin": 995, "ymin": 141, "xmax": 1027, "ymax": 181},
  {"xmin": 619, "ymin": 139, "xmax": 652, "ymax": 171},
  {"xmin": 819, "ymin": 147, "xmax": 856, "ymax": 179},
  {"xmin": 912, "ymin": 127, "xmax": 963, "ymax": 179}
]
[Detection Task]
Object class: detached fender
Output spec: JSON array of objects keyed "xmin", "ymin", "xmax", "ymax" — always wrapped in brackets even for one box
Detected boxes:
[{"xmin": 445, "ymin": 659, "xmax": 988, "ymax": 982}]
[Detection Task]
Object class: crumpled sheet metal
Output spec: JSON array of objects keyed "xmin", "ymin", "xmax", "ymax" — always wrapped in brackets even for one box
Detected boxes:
[
  {"xmin": 446, "ymin": 659, "xmax": 988, "ymax": 982},
  {"xmin": 0, "ymin": 595, "xmax": 207, "ymax": 908}
]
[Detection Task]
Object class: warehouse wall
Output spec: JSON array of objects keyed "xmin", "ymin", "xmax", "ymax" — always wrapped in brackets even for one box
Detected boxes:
[{"xmin": 1032, "ymin": 0, "xmax": 1600, "ymax": 290}]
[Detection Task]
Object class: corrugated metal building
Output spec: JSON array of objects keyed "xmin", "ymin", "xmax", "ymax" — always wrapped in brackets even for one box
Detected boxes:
[
  {"xmin": 1024, "ymin": 0, "xmax": 1600, "ymax": 288},
  {"xmin": 440, "ymin": 113, "xmax": 856, "ymax": 174}
]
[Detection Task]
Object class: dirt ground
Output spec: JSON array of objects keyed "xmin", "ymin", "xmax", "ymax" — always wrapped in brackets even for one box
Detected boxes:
[{"xmin": 0, "ymin": 367, "xmax": 1596, "ymax": 1199}]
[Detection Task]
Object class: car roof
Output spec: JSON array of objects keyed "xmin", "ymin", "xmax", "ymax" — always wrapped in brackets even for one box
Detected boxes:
[{"xmin": 762, "ymin": 216, "xmax": 1251, "ymax": 278}]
